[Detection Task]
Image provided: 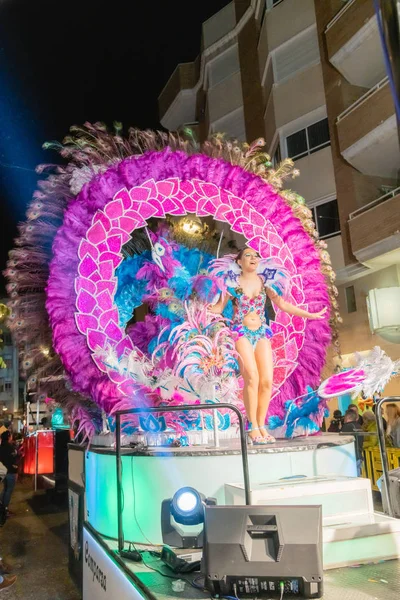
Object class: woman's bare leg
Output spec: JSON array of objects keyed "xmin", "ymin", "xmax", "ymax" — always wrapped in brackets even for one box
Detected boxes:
[
  {"xmin": 254, "ymin": 337, "xmax": 274, "ymax": 435},
  {"xmin": 235, "ymin": 336, "xmax": 260, "ymax": 439}
]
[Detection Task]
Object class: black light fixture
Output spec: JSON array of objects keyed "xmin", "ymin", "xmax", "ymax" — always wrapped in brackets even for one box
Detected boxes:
[{"xmin": 161, "ymin": 486, "xmax": 216, "ymax": 549}]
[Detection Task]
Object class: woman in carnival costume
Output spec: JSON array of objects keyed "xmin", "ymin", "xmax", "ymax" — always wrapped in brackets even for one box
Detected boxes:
[{"xmin": 210, "ymin": 248, "xmax": 327, "ymax": 444}]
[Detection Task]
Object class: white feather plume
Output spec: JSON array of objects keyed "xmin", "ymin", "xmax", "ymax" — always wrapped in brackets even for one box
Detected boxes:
[{"xmin": 353, "ymin": 346, "xmax": 400, "ymax": 397}]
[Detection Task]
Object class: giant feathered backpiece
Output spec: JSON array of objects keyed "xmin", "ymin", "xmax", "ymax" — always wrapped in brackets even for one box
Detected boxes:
[{"xmin": 5, "ymin": 123, "xmax": 340, "ymax": 440}]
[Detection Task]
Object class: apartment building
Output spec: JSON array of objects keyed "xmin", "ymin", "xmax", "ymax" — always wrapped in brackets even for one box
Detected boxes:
[
  {"xmin": 159, "ymin": 0, "xmax": 400, "ymax": 393},
  {"xmin": 0, "ymin": 302, "xmax": 21, "ymax": 416}
]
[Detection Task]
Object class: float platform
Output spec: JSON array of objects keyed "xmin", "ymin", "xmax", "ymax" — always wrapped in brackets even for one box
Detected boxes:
[
  {"xmin": 68, "ymin": 434, "xmax": 400, "ymax": 599},
  {"xmin": 83, "ymin": 524, "xmax": 400, "ymax": 600}
]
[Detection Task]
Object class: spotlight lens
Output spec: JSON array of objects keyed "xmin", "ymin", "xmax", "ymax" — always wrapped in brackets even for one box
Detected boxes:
[{"xmin": 176, "ymin": 491, "xmax": 198, "ymax": 513}]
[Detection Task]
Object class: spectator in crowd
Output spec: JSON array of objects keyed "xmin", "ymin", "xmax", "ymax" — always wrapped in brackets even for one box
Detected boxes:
[
  {"xmin": 0, "ymin": 449, "xmax": 18, "ymax": 589},
  {"xmin": 362, "ymin": 410, "xmax": 380, "ymax": 449},
  {"xmin": 348, "ymin": 404, "xmax": 364, "ymax": 427},
  {"xmin": 0, "ymin": 431, "xmax": 19, "ymax": 515},
  {"xmin": 12, "ymin": 434, "xmax": 25, "ymax": 479},
  {"xmin": 386, "ymin": 403, "xmax": 400, "ymax": 448},
  {"xmin": 342, "ymin": 409, "xmax": 363, "ymax": 475},
  {"xmin": 372, "ymin": 402, "xmax": 388, "ymax": 432},
  {"xmin": 0, "ymin": 422, "xmax": 11, "ymax": 436},
  {"xmin": 328, "ymin": 409, "xmax": 344, "ymax": 433},
  {"xmin": 362, "ymin": 409, "xmax": 393, "ymax": 450},
  {"xmin": 0, "ymin": 556, "xmax": 17, "ymax": 590}
]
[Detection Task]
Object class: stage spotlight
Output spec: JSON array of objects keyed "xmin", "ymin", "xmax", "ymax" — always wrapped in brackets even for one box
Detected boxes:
[
  {"xmin": 161, "ymin": 486, "xmax": 216, "ymax": 549},
  {"xmin": 176, "ymin": 490, "xmax": 197, "ymax": 511},
  {"xmin": 171, "ymin": 487, "xmax": 204, "ymax": 526}
]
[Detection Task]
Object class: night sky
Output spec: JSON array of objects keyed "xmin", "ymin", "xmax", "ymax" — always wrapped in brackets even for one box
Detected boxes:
[{"xmin": 0, "ymin": 0, "xmax": 230, "ymax": 295}]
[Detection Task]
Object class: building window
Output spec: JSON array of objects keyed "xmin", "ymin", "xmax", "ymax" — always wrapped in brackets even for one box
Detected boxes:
[
  {"xmin": 313, "ymin": 199, "xmax": 341, "ymax": 240},
  {"xmin": 286, "ymin": 118, "xmax": 330, "ymax": 160},
  {"xmin": 1, "ymin": 332, "xmax": 12, "ymax": 345},
  {"xmin": 3, "ymin": 358, "xmax": 12, "ymax": 370},
  {"xmin": 345, "ymin": 286, "xmax": 357, "ymax": 314},
  {"xmin": 4, "ymin": 381, "xmax": 12, "ymax": 393},
  {"xmin": 272, "ymin": 142, "xmax": 281, "ymax": 167}
]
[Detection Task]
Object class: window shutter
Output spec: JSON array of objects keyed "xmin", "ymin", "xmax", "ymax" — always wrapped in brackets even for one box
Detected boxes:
[
  {"xmin": 211, "ymin": 108, "xmax": 246, "ymax": 141},
  {"xmin": 209, "ymin": 46, "xmax": 240, "ymax": 88},
  {"xmin": 274, "ymin": 27, "xmax": 319, "ymax": 82}
]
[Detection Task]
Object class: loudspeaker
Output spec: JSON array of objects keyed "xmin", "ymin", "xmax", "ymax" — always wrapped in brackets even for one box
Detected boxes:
[{"xmin": 203, "ymin": 505, "xmax": 323, "ymax": 599}]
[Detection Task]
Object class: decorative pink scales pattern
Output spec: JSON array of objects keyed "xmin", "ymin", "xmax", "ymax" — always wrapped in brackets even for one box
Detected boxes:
[
  {"xmin": 75, "ymin": 178, "xmax": 306, "ymax": 400},
  {"xmin": 46, "ymin": 149, "xmax": 331, "ymax": 420}
]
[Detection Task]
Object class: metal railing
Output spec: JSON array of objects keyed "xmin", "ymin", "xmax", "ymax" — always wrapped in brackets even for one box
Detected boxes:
[
  {"xmin": 114, "ymin": 403, "xmax": 250, "ymax": 554},
  {"xmin": 325, "ymin": 0, "xmax": 357, "ymax": 33},
  {"xmin": 349, "ymin": 186, "xmax": 400, "ymax": 220},
  {"xmin": 336, "ymin": 76, "xmax": 389, "ymax": 123},
  {"xmin": 375, "ymin": 397, "xmax": 398, "ymax": 517},
  {"xmin": 337, "ymin": 398, "xmax": 399, "ymax": 518}
]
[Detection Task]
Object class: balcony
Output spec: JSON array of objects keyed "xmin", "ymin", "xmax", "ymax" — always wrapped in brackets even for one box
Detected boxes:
[
  {"xmin": 348, "ymin": 188, "xmax": 400, "ymax": 265},
  {"xmin": 158, "ymin": 61, "xmax": 199, "ymax": 131},
  {"xmin": 262, "ymin": 0, "xmax": 317, "ymax": 53},
  {"xmin": 336, "ymin": 78, "xmax": 400, "ymax": 179},
  {"xmin": 202, "ymin": 2, "xmax": 237, "ymax": 49},
  {"xmin": 273, "ymin": 63, "xmax": 326, "ymax": 129},
  {"xmin": 208, "ymin": 71, "xmax": 243, "ymax": 124},
  {"xmin": 325, "ymin": 0, "xmax": 386, "ymax": 88}
]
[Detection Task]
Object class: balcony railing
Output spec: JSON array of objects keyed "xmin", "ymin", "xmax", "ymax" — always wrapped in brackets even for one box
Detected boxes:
[
  {"xmin": 349, "ymin": 186, "xmax": 400, "ymax": 220},
  {"xmin": 348, "ymin": 189, "xmax": 400, "ymax": 259},
  {"xmin": 325, "ymin": 0, "xmax": 357, "ymax": 33},
  {"xmin": 336, "ymin": 76, "xmax": 389, "ymax": 123}
]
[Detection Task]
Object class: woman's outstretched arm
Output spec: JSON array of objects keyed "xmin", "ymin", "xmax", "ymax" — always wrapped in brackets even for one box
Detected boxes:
[
  {"xmin": 208, "ymin": 293, "xmax": 230, "ymax": 314},
  {"xmin": 267, "ymin": 289, "xmax": 328, "ymax": 320}
]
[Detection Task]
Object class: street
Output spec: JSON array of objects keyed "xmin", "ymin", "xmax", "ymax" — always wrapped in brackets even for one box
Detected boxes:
[{"xmin": 0, "ymin": 478, "xmax": 80, "ymax": 600}]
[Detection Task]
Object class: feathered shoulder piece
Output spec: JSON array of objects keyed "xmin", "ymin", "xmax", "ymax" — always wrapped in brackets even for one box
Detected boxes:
[
  {"xmin": 257, "ymin": 258, "xmax": 290, "ymax": 298},
  {"xmin": 208, "ymin": 254, "xmax": 290, "ymax": 297},
  {"xmin": 208, "ymin": 254, "xmax": 241, "ymax": 288}
]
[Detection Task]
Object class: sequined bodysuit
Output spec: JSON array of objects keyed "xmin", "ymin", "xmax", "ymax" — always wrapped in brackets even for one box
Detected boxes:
[{"xmin": 228, "ymin": 281, "xmax": 273, "ymax": 348}]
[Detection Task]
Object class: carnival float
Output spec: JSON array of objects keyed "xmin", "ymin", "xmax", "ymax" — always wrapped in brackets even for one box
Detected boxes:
[{"xmin": 5, "ymin": 125, "xmax": 400, "ymax": 598}]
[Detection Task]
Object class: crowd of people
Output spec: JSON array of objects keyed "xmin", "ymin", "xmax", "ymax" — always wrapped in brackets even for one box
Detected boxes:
[
  {"xmin": 327, "ymin": 402, "xmax": 400, "ymax": 475},
  {"xmin": 0, "ymin": 420, "xmax": 21, "ymax": 591},
  {"xmin": 328, "ymin": 402, "xmax": 400, "ymax": 448}
]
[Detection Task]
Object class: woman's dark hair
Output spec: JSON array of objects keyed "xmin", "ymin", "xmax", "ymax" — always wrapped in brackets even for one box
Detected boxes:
[
  {"xmin": 1, "ymin": 430, "xmax": 11, "ymax": 444},
  {"xmin": 372, "ymin": 403, "xmax": 388, "ymax": 431},
  {"xmin": 235, "ymin": 248, "xmax": 246, "ymax": 263}
]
